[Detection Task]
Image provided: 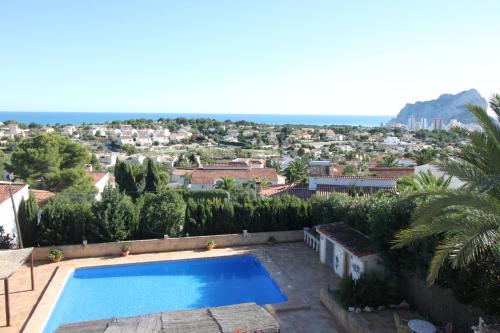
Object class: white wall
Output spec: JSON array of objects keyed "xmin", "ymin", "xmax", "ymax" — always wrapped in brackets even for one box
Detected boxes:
[
  {"xmin": 94, "ymin": 173, "xmax": 110, "ymax": 201},
  {"xmin": 0, "ymin": 184, "xmax": 29, "ymax": 246},
  {"xmin": 333, "ymin": 243, "xmax": 346, "ymax": 277}
]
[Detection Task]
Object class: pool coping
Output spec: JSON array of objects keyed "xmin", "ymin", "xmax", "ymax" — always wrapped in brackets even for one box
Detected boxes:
[{"xmin": 24, "ymin": 246, "xmax": 309, "ymax": 333}]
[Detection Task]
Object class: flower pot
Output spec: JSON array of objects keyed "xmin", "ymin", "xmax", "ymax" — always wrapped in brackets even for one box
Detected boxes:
[
  {"xmin": 121, "ymin": 250, "xmax": 130, "ymax": 257},
  {"xmin": 207, "ymin": 245, "xmax": 215, "ymax": 251},
  {"xmin": 50, "ymin": 257, "xmax": 62, "ymax": 263}
]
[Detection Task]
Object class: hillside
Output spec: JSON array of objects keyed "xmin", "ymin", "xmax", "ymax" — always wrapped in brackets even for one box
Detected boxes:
[{"xmin": 391, "ymin": 89, "xmax": 488, "ymax": 125}]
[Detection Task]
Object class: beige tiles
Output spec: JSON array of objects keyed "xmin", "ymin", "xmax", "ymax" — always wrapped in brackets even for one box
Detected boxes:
[{"xmin": 2, "ymin": 243, "xmax": 346, "ymax": 333}]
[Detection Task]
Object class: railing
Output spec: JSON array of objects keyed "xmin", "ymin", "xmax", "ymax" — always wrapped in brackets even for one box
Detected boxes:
[{"xmin": 303, "ymin": 228, "xmax": 320, "ymax": 252}]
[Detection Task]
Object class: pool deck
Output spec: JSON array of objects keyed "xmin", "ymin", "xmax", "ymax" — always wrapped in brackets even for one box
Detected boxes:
[{"xmin": 0, "ymin": 242, "xmax": 345, "ymax": 333}]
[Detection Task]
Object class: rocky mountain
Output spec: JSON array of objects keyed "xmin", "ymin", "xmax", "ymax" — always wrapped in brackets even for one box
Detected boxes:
[{"xmin": 391, "ymin": 89, "xmax": 488, "ymax": 125}]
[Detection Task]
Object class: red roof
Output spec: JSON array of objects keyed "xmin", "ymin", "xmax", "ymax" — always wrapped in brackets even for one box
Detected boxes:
[
  {"xmin": 86, "ymin": 172, "xmax": 108, "ymax": 185},
  {"xmin": 191, "ymin": 168, "xmax": 279, "ymax": 184},
  {"xmin": 30, "ymin": 189, "xmax": 55, "ymax": 205},
  {"xmin": 0, "ymin": 183, "xmax": 27, "ymax": 204},
  {"xmin": 316, "ymin": 223, "xmax": 376, "ymax": 257},
  {"xmin": 260, "ymin": 184, "xmax": 312, "ymax": 200}
]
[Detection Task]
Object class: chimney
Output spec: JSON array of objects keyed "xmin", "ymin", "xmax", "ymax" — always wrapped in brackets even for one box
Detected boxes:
[{"xmin": 85, "ymin": 164, "xmax": 93, "ymax": 172}]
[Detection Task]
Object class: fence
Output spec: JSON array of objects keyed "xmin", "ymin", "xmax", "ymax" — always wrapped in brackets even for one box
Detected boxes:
[
  {"xmin": 401, "ymin": 273, "xmax": 496, "ymax": 333},
  {"xmin": 32, "ymin": 230, "xmax": 304, "ymax": 261}
]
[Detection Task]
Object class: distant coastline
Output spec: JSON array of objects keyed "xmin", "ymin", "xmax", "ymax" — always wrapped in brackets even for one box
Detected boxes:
[{"xmin": 0, "ymin": 111, "xmax": 392, "ymax": 127}]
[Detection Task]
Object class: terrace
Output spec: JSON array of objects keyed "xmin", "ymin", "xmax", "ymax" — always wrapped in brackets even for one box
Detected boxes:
[{"xmin": 0, "ymin": 241, "xmax": 346, "ymax": 333}]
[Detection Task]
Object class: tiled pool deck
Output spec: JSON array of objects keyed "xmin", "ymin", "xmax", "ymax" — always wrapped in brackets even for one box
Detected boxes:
[{"xmin": 1, "ymin": 242, "xmax": 345, "ymax": 333}]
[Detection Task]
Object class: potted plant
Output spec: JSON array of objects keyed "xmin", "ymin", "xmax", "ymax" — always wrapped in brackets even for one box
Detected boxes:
[
  {"xmin": 207, "ymin": 240, "xmax": 216, "ymax": 250},
  {"xmin": 121, "ymin": 243, "xmax": 131, "ymax": 256},
  {"xmin": 48, "ymin": 248, "xmax": 64, "ymax": 263}
]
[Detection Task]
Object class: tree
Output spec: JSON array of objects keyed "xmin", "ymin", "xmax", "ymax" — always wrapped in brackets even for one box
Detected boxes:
[
  {"xmin": 114, "ymin": 160, "xmax": 142, "ymax": 199},
  {"xmin": 285, "ymin": 159, "xmax": 308, "ymax": 184},
  {"xmin": 0, "ymin": 149, "xmax": 5, "ymax": 176},
  {"xmin": 397, "ymin": 170, "xmax": 452, "ymax": 192},
  {"xmin": 144, "ymin": 158, "xmax": 168, "ymax": 193},
  {"xmin": 215, "ymin": 176, "xmax": 236, "ymax": 191},
  {"xmin": 11, "ymin": 133, "xmax": 91, "ymax": 186},
  {"xmin": 37, "ymin": 195, "xmax": 93, "ymax": 245},
  {"xmin": 45, "ymin": 168, "xmax": 95, "ymax": 193},
  {"xmin": 343, "ymin": 165, "xmax": 357, "ymax": 176},
  {"xmin": 0, "ymin": 226, "xmax": 14, "ymax": 249},
  {"xmin": 89, "ymin": 154, "xmax": 102, "ymax": 171},
  {"xmin": 121, "ymin": 144, "xmax": 138, "ymax": 155},
  {"xmin": 18, "ymin": 196, "xmax": 39, "ymax": 247},
  {"xmin": 138, "ymin": 190, "xmax": 186, "ymax": 238},
  {"xmin": 88, "ymin": 186, "xmax": 139, "ymax": 242},
  {"xmin": 393, "ymin": 94, "xmax": 500, "ymax": 284},
  {"xmin": 413, "ymin": 149, "xmax": 436, "ymax": 166},
  {"xmin": 377, "ymin": 155, "xmax": 398, "ymax": 167}
]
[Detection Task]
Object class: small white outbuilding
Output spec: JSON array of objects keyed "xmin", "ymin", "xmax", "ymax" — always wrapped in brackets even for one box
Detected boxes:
[{"xmin": 316, "ymin": 223, "xmax": 383, "ymax": 280}]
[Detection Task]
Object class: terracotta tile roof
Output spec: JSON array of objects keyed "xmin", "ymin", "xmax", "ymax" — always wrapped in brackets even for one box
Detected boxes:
[
  {"xmin": 0, "ymin": 182, "xmax": 27, "ymax": 204},
  {"xmin": 30, "ymin": 189, "xmax": 55, "ymax": 205},
  {"xmin": 191, "ymin": 168, "xmax": 279, "ymax": 184},
  {"xmin": 316, "ymin": 223, "xmax": 376, "ymax": 257},
  {"xmin": 86, "ymin": 172, "xmax": 108, "ymax": 185},
  {"xmin": 368, "ymin": 167, "xmax": 415, "ymax": 178},
  {"xmin": 260, "ymin": 184, "xmax": 312, "ymax": 200},
  {"xmin": 172, "ymin": 168, "xmax": 195, "ymax": 176}
]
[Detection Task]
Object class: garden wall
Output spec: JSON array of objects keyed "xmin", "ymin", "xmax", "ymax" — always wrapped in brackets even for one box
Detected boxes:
[
  {"xmin": 401, "ymin": 273, "xmax": 494, "ymax": 333},
  {"xmin": 320, "ymin": 288, "xmax": 370, "ymax": 333},
  {"xmin": 32, "ymin": 230, "xmax": 303, "ymax": 261}
]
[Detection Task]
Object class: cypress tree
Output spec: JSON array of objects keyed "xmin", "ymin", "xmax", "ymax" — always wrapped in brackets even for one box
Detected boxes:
[
  {"xmin": 145, "ymin": 158, "xmax": 161, "ymax": 193},
  {"xmin": 18, "ymin": 196, "xmax": 39, "ymax": 247}
]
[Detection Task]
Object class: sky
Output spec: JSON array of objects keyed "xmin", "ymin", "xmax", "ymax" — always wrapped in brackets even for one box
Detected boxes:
[{"xmin": 1, "ymin": 1, "xmax": 499, "ymax": 115}]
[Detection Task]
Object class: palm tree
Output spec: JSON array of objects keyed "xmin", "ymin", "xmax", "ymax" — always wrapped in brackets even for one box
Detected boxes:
[
  {"xmin": 215, "ymin": 176, "xmax": 236, "ymax": 191},
  {"xmin": 377, "ymin": 155, "xmax": 398, "ymax": 167},
  {"xmin": 412, "ymin": 149, "xmax": 436, "ymax": 166},
  {"xmin": 393, "ymin": 94, "xmax": 500, "ymax": 284},
  {"xmin": 397, "ymin": 170, "xmax": 452, "ymax": 192}
]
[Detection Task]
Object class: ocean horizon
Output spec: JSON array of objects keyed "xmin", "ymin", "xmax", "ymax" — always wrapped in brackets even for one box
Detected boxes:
[{"xmin": 0, "ymin": 111, "xmax": 392, "ymax": 127}]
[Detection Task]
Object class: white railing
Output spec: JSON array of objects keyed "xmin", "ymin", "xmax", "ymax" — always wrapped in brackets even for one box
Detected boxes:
[{"xmin": 304, "ymin": 228, "xmax": 320, "ymax": 252}]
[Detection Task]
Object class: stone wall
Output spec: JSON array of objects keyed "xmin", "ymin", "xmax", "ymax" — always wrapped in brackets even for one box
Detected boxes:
[
  {"xmin": 33, "ymin": 230, "xmax": 303, "ymax": 261},
  {"xmin": 320, "ymin": 288, "xmax": 370, "ymax": 333}
]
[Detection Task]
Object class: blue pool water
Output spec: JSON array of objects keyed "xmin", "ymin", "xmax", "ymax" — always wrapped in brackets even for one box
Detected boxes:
[{"xmin": 43, "ymin": 256, "xmax": 286, "ymax": 333}]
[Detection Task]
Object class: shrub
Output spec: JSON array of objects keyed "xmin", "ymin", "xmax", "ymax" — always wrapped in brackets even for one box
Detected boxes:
[
  {"xmin": 0, "ymin": 226, "xmax": 14, "ymax": 249},
  {"xmin": 121, "ymin": 243, "xmax": 131, "ymax": 252},
  {"xmin": 48, "ymin": 248, "xmax": 64, "ymax": 262},
  {"xmin": 335, "ymin": 273, "xmax": 401, "ymax": 308},
  {"xmin": 182, "ymin": 189, "xmax": 230, "ymax": 201}
]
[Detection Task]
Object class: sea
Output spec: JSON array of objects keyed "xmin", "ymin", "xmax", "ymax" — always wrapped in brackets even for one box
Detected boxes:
[{"xmin": 0, "ymin": 111, "xmax": 392, "ymax": 127}]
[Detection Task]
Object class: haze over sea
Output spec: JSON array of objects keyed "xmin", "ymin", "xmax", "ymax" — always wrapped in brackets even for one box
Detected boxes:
[{"xmin": 0, "ymin": 112, "xmax": 391, "ymax": 127}]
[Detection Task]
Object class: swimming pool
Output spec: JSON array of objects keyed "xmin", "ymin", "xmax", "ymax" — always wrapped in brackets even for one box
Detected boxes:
[{"xmin": 43, "ymin": 255, "xmax": 287, "ymax": 332}]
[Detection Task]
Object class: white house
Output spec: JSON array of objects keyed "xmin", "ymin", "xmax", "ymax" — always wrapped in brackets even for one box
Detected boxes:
[
  {"xmin": 61, "ymin": 125, "xmax": 76, "ymax": 136},
  {"xmin": 383, "ymin": 136, "xmax": 400, "ymax": 145},
  {"xmin": 0, "ymin": 182, "xmax": 30, "ymax": 246},
  {"xmin": 118, "ymin": 135, "xmax": 134, "ymax": 145},
  {"xmin": 86, "ymin": 172, "xmax": 111, "ymax": 201},
  {"xmin": 339, "ymin": 144, "xmax": 353, "ymax": 152},
  {"xmin": 316, "ymin": 223, "xmax": 383, "ymax": 280}
]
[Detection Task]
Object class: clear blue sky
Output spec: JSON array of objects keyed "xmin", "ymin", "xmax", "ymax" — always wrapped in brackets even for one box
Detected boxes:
[{"xmin": 1, "ymin": 1, "xmax": 499, "ymax": 115}]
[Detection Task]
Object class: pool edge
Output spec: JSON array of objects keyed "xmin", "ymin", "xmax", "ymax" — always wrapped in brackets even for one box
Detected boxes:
[{"xmin": 24, "ymin": 247, "xmax": 308, "ymax": 332}]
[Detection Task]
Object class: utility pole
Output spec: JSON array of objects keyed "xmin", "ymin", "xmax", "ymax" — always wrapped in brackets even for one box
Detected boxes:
[{"xmin": 8, "ymin": 173, "xmax": 23, "ymax": 249}]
